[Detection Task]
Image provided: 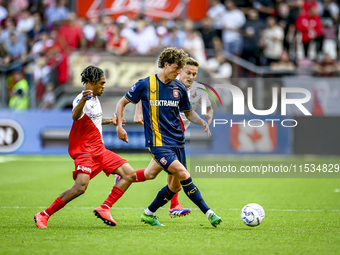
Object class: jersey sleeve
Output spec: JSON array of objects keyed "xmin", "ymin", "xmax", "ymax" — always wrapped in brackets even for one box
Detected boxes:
[
  {"xmin": 72, "ymin": 93, "xmax": 83, "ymax": 111},
  {"xmin": 125, "ymin": 80, "xmax": 144, "ymax": 104},
  {"xmin": 179, "ymin": 87, "xmax": 191, "ymax": 112}
]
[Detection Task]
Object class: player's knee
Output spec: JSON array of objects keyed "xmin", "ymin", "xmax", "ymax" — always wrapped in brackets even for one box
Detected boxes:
[
  {"xmin": 171, "ymin": 185, "xmax": 182, "ymax": 193},
  {"xmin": 74, "ymin": 185, "xmax": 87, "ymax": 196},
  {"xmin": 121, "ymin": 168, "xmax": 136, "ymax": 182},
  {"xmin": 146, "ymin": 172, "xmax": 157, "ymax": 180},
  {"xmin": 127, "ymin": 171, "xmax": 136, "ymax": 182},
  {"xmin": 177, "ymin": 170, "xmax": 190, "ymax": 181}
]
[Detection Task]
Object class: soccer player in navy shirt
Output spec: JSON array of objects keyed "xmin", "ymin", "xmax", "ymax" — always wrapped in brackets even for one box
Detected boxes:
[{"xmin": 116, "ymin": 48, "xmax": 222, "ymax": 227}]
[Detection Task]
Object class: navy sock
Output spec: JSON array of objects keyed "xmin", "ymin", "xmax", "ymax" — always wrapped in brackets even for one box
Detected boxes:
[
  {"xmin": 148, "ymin": 185, "xmax": 176, "ymax": 213},
  {"xmin": 181, "ymin": 177, "xmax": 210, "ymax": 214}
]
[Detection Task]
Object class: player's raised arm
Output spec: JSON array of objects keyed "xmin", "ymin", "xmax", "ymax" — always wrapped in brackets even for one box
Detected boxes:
[
  {"xmin": 72, "ymin": 90, "xmax": 93, "ymax": 121},
  {"xmin": 184, "ymin": 110, "xmax": 211, "ymax": 137},
  {"xmin": 134, "ymin": 101, "xmax": 144, "ymax": 125},
  {"xmin": 116, "ymin": 96, "xmax": 131, "ymax": 143}
]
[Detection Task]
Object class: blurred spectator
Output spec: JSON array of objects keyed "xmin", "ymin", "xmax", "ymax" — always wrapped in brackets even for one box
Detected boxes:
[
  {"xmin": 58, "ymin": 12, "xmax": 86, "ymax": 52},
  {"xmin": 319, "ymin": 0, "xmax": 339, "ymax": 22},
  {"xmin": 8, "ymin": 0, "xmax": 29, "ymax": 18},
  {"xmin": 40, "ymin": 82, "xmax": 55, "ymax": 109},
  {"xmin": 8, "ymin": 71, "xmax": 29, "ymax": 110},
  {"xmin": 295, "ymin": 7, "xmax": 323, "ymax": 59},
  {"xmin": 82, "ymin": 16, "xmax": 99, "ymax": 47},
  {"xmin": 249, "ymin": 0, "xmax": 275, "ymax": 21},
  {"xmin": 132, "ymin": 19, "xmax": 158, "ymax": 55},
  {"xmin": 241, "ymin": 9, "xmax": 265, "ymax": 65},
  {"xmin": 182, "ymin": 19, "xmax": 207, "ymax": 67},
  {"xmin": 207, "ymin": 0, "xmax": 226, "ymax": 38},
  {"xmin": 162, "ymin": 25, "xmax": 186, "ymax": 48},
  {"xmin": 5, "ymin": 32, "xmax": 27, "ymax": 62},
  {"xmin": 0, "ymin": 18, "xmax": 17, "ymax": 44},
  {"xmin": 16, "ymin": 9, "xmax": 34, "ymax": 34},
  {"xmin": 27, "ymin": 13, "xmax": 46, "ymax": 47},
  {"xmin": 199, "ymin": 17, "xmax": 222, "ymax": 58},
  {"xmin": 313, "ymin": 53, "xmax": 338, "ymax": 76},
  {"xmin": 277, "ymin": 3, "xmax": 295, "ymax": 52},
  {"xmin": 0, "ymin": 0, "xmax": 8, "ymax": 26},
  {"xmin": 101, "ymin": 15, "xmax": 115, "ymax": 42},
  {"xmin": 106, "ymin": 23, "xmax": 129, "ymax": 55},
  {"xmin": 270, "ymin": 50, "xmax": 296, "ymax": 72},
  {"xmin": 31, "ymin": 31, "xmax": 54, "ymax": 54},
  {"xmin": 44, "ymin": 0, "xmax": 68, "ymax": 29},
  {"xmin": 285, "ymin": 0, "xmax": 303, "ymax": 25},
  {"xmin": 221, "ymin": 0, "xmax": 246, "ymax": 55},
  {"xmin": 322, "ymin": 17, "xmax": 337, "ymax": 59},
  {"xmin": 33, "ymin": 56, "xmax": 51, "ymax": 102},
  {"xmin": 154, "ymin": 25, "xmax": 168, "ymax": 50},
  {"xmin": 0, "ymin": 42, "xmax": 10, "ymax": 65},
  {"xmin": 117, "ymin": 15, "xmax": 137, "ymax": 51},
  {"xmin": 262, "ymin": 16, "xmax": 284, "ymax": 65},
  {"xmin": 207, "ymin": 53, "xmax": 233, "ymax": 79},
  {"xmin": 303, "ymin": 0, "xmax": 319, "ymax": 14}
]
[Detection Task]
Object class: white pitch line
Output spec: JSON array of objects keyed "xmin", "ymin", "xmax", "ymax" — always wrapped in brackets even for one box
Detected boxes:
[{"xmin": 0, "ymin": 206, "xmax": 338, "ymax": 212}]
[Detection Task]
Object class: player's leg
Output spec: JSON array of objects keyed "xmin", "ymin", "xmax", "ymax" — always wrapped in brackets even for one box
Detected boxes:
[
  {"xmin": 168, "ymin": 175, "xmax": 191, "ymax": 217},
  {"xmin": 34, "ymin": 173, "xmax": 90, "ymax": 228},
  {"xmin": 167, "ymin": 148, "xmax": 222, "ymax": 227},
  {"xmin": 141, "ymin": 148, "xmax": 180, "ymax": 226},
  {"xmin": 94, "ymin": 150, "xmax": 135, "ymax": 226},
  {"xmin": 115, "ymin": 158, "xmax": 163, "ymax": 184}
]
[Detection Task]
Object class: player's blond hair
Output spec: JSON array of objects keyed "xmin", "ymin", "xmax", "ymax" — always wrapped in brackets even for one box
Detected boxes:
[
  {"xmin": 185, "ymin": 57, "xmax": 200, "ymax": 67},
  {"xmin": 158, "ymin": 47, "xmax": 188, "ymax": 69}
]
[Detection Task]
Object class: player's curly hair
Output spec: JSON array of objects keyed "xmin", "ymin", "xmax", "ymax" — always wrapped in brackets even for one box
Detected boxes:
[
  {"xmin": 158, "ymin": 47, "xmax": 188, "ymax": 69},
  {"xmin": 186, "ymin": 57, "xmax": 200, "ymax": 67},
  {"xmin": 81, "ymin": 66, "xmax": 104, "ymax": 85}
]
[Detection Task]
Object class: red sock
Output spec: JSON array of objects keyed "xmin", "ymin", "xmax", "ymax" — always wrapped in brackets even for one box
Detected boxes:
[
  {"xmin": 43, "ymin": 197, "xmax": 66, "ymax": 216},
  {"xmin": 133, "ymin": 168, "xmax": 146, "ymax": 182},
  {"xmin": 170, "ymin": 193, "xmax": 180, "ymax": 209},
  {"xmin": 102, "ymin": 186, "xmax": 124, "ymax": 209}
]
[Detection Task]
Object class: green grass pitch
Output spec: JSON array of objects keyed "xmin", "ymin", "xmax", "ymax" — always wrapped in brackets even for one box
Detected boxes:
[{"xmin": 0, "ymin": 154, "xmax": 339, "ymax": 255}]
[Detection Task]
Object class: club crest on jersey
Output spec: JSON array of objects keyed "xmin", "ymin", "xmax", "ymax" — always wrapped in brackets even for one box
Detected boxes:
[
  {"xmin": 160, "ymin": 157, "xmax": 167, "ymax": 165},
  {"xmin": 130, "ymin": 84, "xmax": 136, "ymax": 92},
  {"xmin": 173, "ymin": 90, "xmax": 179, "ymax": 98},
  {"xmin": 192, "ymin": 92, "xmax": 197, "ymax": 98}
]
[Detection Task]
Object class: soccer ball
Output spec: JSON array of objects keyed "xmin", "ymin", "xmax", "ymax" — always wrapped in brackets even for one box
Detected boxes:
[{"xmin": 241, "ymin": 203, "xmax": 265, "ymax": 227}]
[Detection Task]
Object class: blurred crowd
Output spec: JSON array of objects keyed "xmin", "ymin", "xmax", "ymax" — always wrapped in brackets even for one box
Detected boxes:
[{"xmin": 0, "ymin": 0, "xmax": 340, "ymax": 110}]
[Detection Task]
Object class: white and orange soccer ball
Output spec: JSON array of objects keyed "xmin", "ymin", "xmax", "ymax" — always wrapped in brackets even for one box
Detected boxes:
[{"xmin": 241, "ymin": 203, "xmax": 265, "ymax": 227}]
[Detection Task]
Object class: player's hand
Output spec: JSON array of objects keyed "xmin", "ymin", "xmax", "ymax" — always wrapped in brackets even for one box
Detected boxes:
[
  {"xmin": 204, "ymin": 114, "xmax": 213, "ymax": 125},
  {"xmin": 82, "ymin": 90, "xmax": 93, "ymax": 100},
  {"xmin": 117, "ymin": 126, "xmax": 129, "ymax": 143},
  {"xmin": 201, "ymin": 119, "xmax": 211, "ymax": 137},
  {"xmin": 134, "ymin": 113, "xmax": 144, "ymax": 125},
  {"xmin": 112, "ymin": 113, "xmax": 126, "ymax": 126}
]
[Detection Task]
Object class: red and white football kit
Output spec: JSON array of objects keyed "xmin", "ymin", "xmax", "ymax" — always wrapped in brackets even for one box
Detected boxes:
[{"xmin": 69, "ymin": 92, "xmax": 127, "ymax": 180}]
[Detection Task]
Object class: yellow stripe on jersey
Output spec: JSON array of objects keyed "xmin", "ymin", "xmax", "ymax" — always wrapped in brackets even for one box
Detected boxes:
[{"xmin": 149, "ymin": 75, "xmax": 163, "ymax": 146}]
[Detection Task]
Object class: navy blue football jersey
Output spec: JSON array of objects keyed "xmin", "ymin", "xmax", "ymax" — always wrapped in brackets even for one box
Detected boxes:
[{"xmin": 125, "ymin": 74, "xmax": 191, "ymax": 147}]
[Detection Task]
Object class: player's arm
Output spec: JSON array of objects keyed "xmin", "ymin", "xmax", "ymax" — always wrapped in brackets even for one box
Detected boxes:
[
  {"xmin": 134, "ymin": 100, "xmax": 144, "ymax": 125},
  {"xmin": 184, "ymin": 110, "xmax": 211, "ymax": 137},
  {"xmin": 204, "ymin": 106, "xmax": 214, "ymax": 125},
  {"xmin": 72, "ymin": 90, "xmax": 93, "ymax": 121},
  {"xmin": 108, "ymin": 113, "xmax": 126, "ymax": 126},
  {"xmin": 116, "ymin": 96, "xmax": 131, "ymax": 143}
]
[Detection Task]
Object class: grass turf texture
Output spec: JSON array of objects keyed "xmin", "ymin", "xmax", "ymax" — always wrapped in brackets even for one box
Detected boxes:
[{"xmin": 0, "ymin": 154, "xmax": 339, "ymax": 255}]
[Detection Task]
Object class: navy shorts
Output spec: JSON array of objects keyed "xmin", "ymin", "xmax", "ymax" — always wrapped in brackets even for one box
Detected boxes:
[{"xmin": 148, "ymin": 147, "xmax": 187, "ymax": 174}]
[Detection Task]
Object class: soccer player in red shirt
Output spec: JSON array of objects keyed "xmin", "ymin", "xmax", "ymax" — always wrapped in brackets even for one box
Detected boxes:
[{"xmin": 34, "ymin": 66, "xmax": 136, "ymax": 228}]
